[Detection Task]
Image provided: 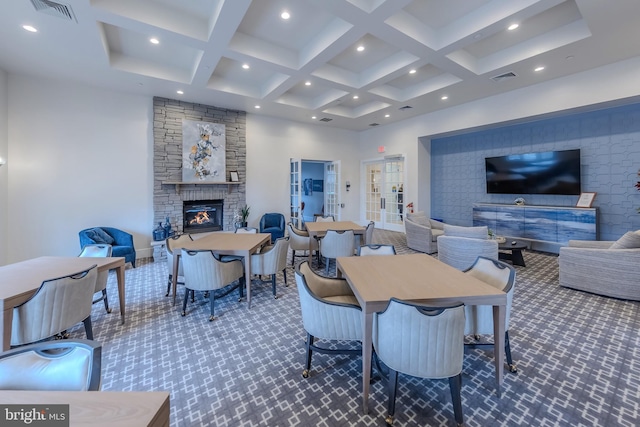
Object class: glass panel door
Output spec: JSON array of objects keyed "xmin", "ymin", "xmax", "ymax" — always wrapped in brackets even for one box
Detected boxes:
[
  {"xmin": 363, "ymin": 157, "xmax": 405, "ymax": 232},
  {"xmin": 324, "ymin": 161, "xmax": 340, "ymax": 220},
  {"xmin": 290, "ymin": 158, "xmax": 302, "ymax": 228}
]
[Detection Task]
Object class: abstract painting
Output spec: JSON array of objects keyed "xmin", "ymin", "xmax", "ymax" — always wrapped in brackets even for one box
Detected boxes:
[{"xmin": 182, "ymin": 120, "xmax": 226, "ymax": 182}]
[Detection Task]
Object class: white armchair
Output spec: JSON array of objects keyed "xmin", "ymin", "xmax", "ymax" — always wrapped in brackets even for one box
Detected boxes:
[
  {"xmin": 437, "ymin": 225, "xmax": 498, "ymax": 271},
  {"xmin": 403, "ymin": 211, "xmax": 444, "ymax": 254},
  {"xmin": 294, "ymin": 261, "xmax": 361, "ymax": 379},
  {"xmin": 250, "ymin": 237, "xmax": 289, "ymax": 298}
]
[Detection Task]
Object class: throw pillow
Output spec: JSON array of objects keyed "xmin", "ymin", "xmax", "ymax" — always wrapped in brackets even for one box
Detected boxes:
[
  {"xmin": 443, "ymin": 224, "xmax": 488, "ymax": 240},
  {"xmin": 90, "ymin": 227, "xmax": 115, "ymax": 245},
  {"xmin": 609, "ymin": 231, "xmax": 640, "ymax": 249}
]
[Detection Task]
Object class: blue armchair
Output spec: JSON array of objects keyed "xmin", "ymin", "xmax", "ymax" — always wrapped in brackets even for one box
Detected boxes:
[
  {"xmin": 79, "ymin": 227, "xmax": 136, "ymax": 267},
  {"xmin": 259, "ymin": 213, "xmax": 285, "ymax": 243}
]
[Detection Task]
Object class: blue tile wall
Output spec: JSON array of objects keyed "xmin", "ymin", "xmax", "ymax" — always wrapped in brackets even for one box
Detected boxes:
[{"xmin": 431, "ymin": 103, "xmax": 640, "ymax": 241}]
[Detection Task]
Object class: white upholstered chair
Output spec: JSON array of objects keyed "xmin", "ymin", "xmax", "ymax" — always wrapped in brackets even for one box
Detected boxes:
[
  {"xmin": 357, "ymin": 244, "xmax": 396, "ymax": 256},
  {"xmin": 235, "ymin": 227, "xmax": 258, "ymax": 233},
  {"xmin": 11, "ymin": 266, "xmax": 98, "ymax": 347},
  {"xmin": 78, "ymin": 243, "xmax": 112, "ymax": 313},
  {"xmin": 286, "ymin": 222, "xmax": 319, "ymax": 266},
  {"xmin": 463, "ymin": 256, "xmax": 517, "ymax": 373},
  {"xmin": 181, "ymin": 249, "xmax": 245, "ymax": 321},
  {"xmin": 364, "ymin": 221, "xmax": 375, "ymax": 245},
  {"xmin": 319, "ymin": 229, "xmax": 355, "ymax": 276},
  {"xmin": 314, "ymin": 215, "xmax": 335, "ymax": 222},
  {"xmin": 250, "ymin": 237, "xmax": 289, "ymax": 298},
  {"xmin": 373, "ymin": 298, "xmax": 465, "ymax": 426},
  {"xmin": 295, "ymin": 261, "xmax": 362, "ymax": 379},
  {"xmin": 0, "ymin": 339, "xmax": 101, "ymax": 391},
  {"xmin": 437, "ymin": 224, "xmax": 498, "ymax": 271},
  {"xmin": 165, "ymin": 233, "xmax": 194, "ymax": 297}
]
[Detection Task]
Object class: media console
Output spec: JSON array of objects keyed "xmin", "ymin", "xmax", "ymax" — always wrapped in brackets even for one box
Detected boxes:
[{"xmin": 472, "ymin": 203, "xmax": 598, "ymax": 254}]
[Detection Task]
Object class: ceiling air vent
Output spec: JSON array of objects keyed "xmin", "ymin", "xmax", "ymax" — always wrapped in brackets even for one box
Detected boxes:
[
  {"xmin": 398, "ymin": 105, "xmax": 413, "ymax": 110},
  {"xmin": 369, "ymin": 123, "xmax": 379, "ymax": 127},
  {"xmin": 319, "ymin": 117, "xmax": 333, "ymax": 122},
  {"xmin": 491, "ymin": 71, "xmax": 517, "ymax": 82},
  {"xmin": 30, "ymin": 0, "xmax": 77, "ymax": 22}
]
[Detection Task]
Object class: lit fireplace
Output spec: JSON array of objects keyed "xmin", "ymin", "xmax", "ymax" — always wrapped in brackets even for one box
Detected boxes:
[{"xmin": 183, "ymin": 200, "xmax": 223, "ymax": 233}]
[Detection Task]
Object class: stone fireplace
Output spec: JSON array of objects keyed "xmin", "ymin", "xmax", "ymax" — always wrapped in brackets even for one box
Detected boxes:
[{"xmin": 183, "ymin": 200, "xmax": 223, "ymax": 233}]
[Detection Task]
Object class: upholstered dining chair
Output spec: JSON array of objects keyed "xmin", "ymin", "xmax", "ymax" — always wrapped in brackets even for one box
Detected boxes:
[
  {"xmin": 250, "ymin": 237, "xmax": 290, "ymax": 298},
  {"xmin": 79, "ymin": 227, "xmax": 136, "ymax": 267},
  {"xmin": 319, "ymin": 229, "xmax": 355, "ymax": 276},
  {"xmin": 314, "ymin": 215, "xmax": 335, "ymax": 222},
  {"xmin": 463, "ymin": 256, "xmax": 518, "ymax": 373},
  {"xmin": 235, "ymin": 227, "xmax": 258, "ymax": 233},
  {"xmin": 180, "ymin": 249, "xmax": 245, "ymax": 321},
  {"xmin": 259, "ymin": 213, "xmax": 286, "ymax": 243},
  {"xmin": 165, "ymin": 233, "xmax": 194, "ymax": 297},
  {"xmin": 294, "ymin": 261, "xmax": 362, "ymax": 379},
  {"xmin": 373, "ymin": 298, "xmax": 465, "ymax": 426},
  {"xmin": 0, "ymin": 339, "xmax": 101, "ymax": 391},
  {"xmin": 78, "ymin": 243, "xmax": 112, "ymax": 313},
  {"xmin": 364, "ymin": 221, "xmax": 375, "ymax": 245},
  {"xmin": 287, "ymin": 222, "xmax": 320, "ymax": 266},
  {"xmin": 11, "ymin": 266, "xmax": 98, "ymax": 347},
  {"xmin": 357, "ymin": 244, "xmax": 396, "ymax": 256}
]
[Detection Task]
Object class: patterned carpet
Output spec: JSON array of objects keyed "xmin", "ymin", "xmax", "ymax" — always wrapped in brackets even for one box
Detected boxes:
[{"xmin": 69, "ymin": 230, "xmax": 640, "ymax": 427}]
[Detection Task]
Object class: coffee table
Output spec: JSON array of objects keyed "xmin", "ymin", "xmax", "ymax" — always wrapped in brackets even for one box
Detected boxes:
[{"xmin": 498, "ymin": 240, "xmax": 528, "ymax": 267}]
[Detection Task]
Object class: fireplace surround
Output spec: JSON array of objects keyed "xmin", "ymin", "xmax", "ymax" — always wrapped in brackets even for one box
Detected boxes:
[{"xmin": 183, "ymin": 200, "xmax": 223, "ymax": 233}]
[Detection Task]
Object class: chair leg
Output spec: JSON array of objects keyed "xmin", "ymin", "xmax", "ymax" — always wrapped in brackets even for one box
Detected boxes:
[
  {"xmin": 448, "ymin": 374, "xmax": 464, "ymax": 426},
  {"xmin": 282, "ymin": 268, "xmax": 288, "ymax": 287},
  {"xmin": 208, "ymin": 293, "xmax": 216, "ymax": 322},
  {"xmin": 82, "ymin": 316, "xmax": 93, "ymax": 340},
  {"xmin": 181, "ymin": 288, "xmax": 190, "ymax": 316},
  {"xmin": 166, "ymin": 275, "xmax": 172, "ymax": 297},
  {"xmin": 101, "ymin": 289, "xmax": 111, "ymax": 313},
  {"xmin": 505, "ymin": 330, "xmax": 517, "ymax": 373},
  {"xmin": 238, "ymin": 276, "xmax": 245, "ymax": 301},
  {"xmin": 271, "ymin": 274, "xmax": 277, "ymax": 299},
  {"xmin": 291, "ymin": 250, "xmax": 295, "ymax": 266},
  {"xmin": 385, "ymin": 368, "xmax": 399, "ymax": 425},
  {"xmin": 302, "ymin": 333, "xmax": 314, "ymax": 378},
  {"xmin": 325, "ymin": 258, "xmax": 330, "ymax": 275}
]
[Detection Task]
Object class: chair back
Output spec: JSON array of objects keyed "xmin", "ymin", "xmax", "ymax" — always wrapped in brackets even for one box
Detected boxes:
[
  {"xmin": 315, "ymin": 215, "xmax": 335, "ymax": 222},
  {"xmin": 373, "ymin": 298, "xmax": 465, "ymax": 379},
  {"xmin": 320, "ymin": 229, "xmax": 355, "ymax": 259},
  {"xmin": 0, "ymin": 339, "xmax": 101, "ymax": 391},
  {"xmin": 251, "ymin": 237, "xmax": 290, "ymax": 274},
  {"xmin": 235, "ymin": 227, "xmax": 258, "ymax": 233},
  {"xmin": 437, "ymin": 235, "xmax": 498, "ymax": 271},
  {"xmin": 181, "ymin": 249, "xmax": 243, "ymax": 292},
  {"xmin": 11, "ymin": 266, "xmax": 98, "ymax": 346},
  {"xmin": 166, "ymin": 233, "xmax": 193, "ymax": 276},
  {"xmin": 78, "ymin": 244, "xmax": 112, "ymax": 292},
  {"xmin": 358, "ymin": 244, "xmax": 396, "ymax": 256},
  {"xmin": 287, "ymin": 222, "xmax": 318, "ymax": 251},
  {"xmin": 463, "ymin": 256, "xmax": 516, "ymax": 333},
  {"xmin": 364, "ymin": 221, "xmax": 375, "ymax": 245}
]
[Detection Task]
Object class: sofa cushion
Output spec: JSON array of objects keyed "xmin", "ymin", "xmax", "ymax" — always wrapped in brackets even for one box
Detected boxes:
[
  {"xmin": 443, "ymin": 224, "xmax": 488, "ymax": 240},
  {"xmin": 609, "ymin": 231, "xmax": 640, "ymax": 249},
  {"xmin": 86, "ymin": 228, "xmax": 115, "ymax": 245},
  {"xmin": 431, "ymin": 228, "xmax": 444, "ymax": 242}
]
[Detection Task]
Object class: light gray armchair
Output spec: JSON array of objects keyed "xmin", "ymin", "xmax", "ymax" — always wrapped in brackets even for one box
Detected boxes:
[
  {"xmin": 0, "ymin": 339, "xmax": 101, "ymax": 391},
  {"xmin": 403, "ymin": 211, "xmax": 444, "ymax": 254},
  {"xmin": 250, "ymin": 237, "xmax": 289, "ymax": 298},
  {"xmin": 559, "ymin": 232, "xmax": 640, "ymax": 300},
  {"xmin": 437, "ymin": 225, "xmax": 498, "ymax": 271},
  {"xmin": 295, "ymin": 261, "xmax": 362, "ymax": 379}
]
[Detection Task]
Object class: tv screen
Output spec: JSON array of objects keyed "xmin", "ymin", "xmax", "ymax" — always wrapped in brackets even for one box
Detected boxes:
[{"xmin": 485, "ymin": 149, "xmax": 581, "ymax": 195}]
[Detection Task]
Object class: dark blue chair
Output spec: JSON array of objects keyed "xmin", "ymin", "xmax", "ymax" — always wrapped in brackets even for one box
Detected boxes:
[
  {"xmin": 79, "ymin": 227, "xmax": 136, "ymax": 268},
  {"xmin": 259, "ymin": 213, "xmax": 285, "ymax": 243}
]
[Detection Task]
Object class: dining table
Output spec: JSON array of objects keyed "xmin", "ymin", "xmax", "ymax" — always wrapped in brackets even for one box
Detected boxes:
[
  {"xmin": 304, "ymin": 220, "xmax": 366, "ymax": 264},
  {"xmin": 0, "ymin": 256, "xmax": 126, "ymax": 351},
  {"xmin": 171, "ymin": 232, "xmax": 272, "ymax": 308},
  {"xmin": 336, "ymin": 253, "xmax": 507, "ymax": 414}
]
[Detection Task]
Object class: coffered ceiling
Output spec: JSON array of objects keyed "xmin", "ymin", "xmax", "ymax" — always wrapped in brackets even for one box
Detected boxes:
[{"xmin": 1, "ymin": 0, "xmax": 640, "ymax": 131}]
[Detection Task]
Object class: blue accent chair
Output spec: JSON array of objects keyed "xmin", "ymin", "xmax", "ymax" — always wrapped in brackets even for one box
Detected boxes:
[
  {"xmin": 79, "ymin": 227, "xmax": 136, "ymax": 268},
  {"xmin": 259, "ymin": 213, "xmax": 285, "ymax": 243}
]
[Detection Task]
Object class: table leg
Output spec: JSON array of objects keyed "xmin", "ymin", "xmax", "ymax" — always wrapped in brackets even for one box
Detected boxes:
[
  {"xmin": 244, "ymin": 251, "xmax": 252, "ymax": 309},
  {"xmin": 493, "ymin": 305, "xmax": 506, "ymax": 397},
  {"xmin": 512, "ymin": 249, "xmax": 526, "ymax": 267},
  {"xmin": 172, "ymin": 254, "xmax": 180, "ymax": 306},
  {"xmin": 115, "ymin": 264, "xmax": 126, "ymax": 324},
  {"xmin": 361, "ymin": 311, "xmax": 374, "ymax": 414},
  {"xmin": 1, "ymin": 306, "xmax": 12, "ymax": 351},
  {"xmin": 308, "ymin": 233, "xmax": 316, "ymax": 265}
]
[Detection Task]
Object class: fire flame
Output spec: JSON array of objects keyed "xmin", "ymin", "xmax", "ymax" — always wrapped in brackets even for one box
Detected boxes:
[{"xmin": 189, "ymin": 211, "xmax": 211, "ymax": 225}]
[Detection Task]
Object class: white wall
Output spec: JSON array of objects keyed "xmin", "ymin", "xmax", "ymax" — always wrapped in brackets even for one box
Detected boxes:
[
  {"xmin": 246, "ymin": 115, "xmax": 361, "ymax": 225},
  {"xmin": 7, "ymin": 75, "xmax": 153, "ymax": 262},
  {"xmin": 0, "ymin": 68, "xmax": 7, "ymax": 264}
]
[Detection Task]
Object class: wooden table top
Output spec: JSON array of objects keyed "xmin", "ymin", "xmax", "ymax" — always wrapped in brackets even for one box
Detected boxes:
[
  {"xmin": 180, "ymin": 232, "xmax": 271, "ymax": 252},
  {"xmin": 0, "ymin": 391, "xmax": 170, "ymax": 427},
  {"xmin": 305, "ymin": 221, "xmax": 365, "ymax": 234},
  {"xmin": 337, "ymin": 253, "xmax": 506, "ymax": 309}
]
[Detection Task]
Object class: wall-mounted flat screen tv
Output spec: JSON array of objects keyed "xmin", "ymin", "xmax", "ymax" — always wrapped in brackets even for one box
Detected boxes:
[{"xmin": 485, "ymin": 149, "xmax": 581, "ymax": 195}]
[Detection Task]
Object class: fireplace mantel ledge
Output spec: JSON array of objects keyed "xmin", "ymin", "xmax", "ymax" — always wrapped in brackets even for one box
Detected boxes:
[{"xmin": 162, "ymin": 181, "xmax": 241, "ymax": 192}]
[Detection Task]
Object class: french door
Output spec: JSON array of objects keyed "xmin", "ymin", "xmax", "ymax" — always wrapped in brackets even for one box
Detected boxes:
[
  {"xmin": 363, "ymin": 156, "xmax": 405, "ymax": 232},
  {"xmin": 289, "ymin": 158, "xmax": 303, "ymax": 228},
  {"xmin": 324, "ymin": 161, "xmax": 340, "ymax": 220}
]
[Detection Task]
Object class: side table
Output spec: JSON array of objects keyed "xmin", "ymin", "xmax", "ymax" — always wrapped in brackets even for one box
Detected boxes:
[
  {"xmin": 498, "ymin": 240, "xmax": 528, "ymax": 267},
  {"xmin": 150, "ymin": 240, "xmax": 167, "ymax": 262}
]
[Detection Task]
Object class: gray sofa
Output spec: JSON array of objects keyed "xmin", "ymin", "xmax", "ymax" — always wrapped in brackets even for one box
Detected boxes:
[
  {"xmin": 559, "ymin": 234, "xmax": 640, "ymax": 301},
  {"xmin": 404, "ymin": 212, "xmax": 445, "ymax": 254}
]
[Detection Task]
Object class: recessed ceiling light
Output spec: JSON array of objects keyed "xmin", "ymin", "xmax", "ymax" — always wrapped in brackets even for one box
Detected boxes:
[
  {"xmin": 311, "ymin": 116, "xmax": 317, "ymax": 120},
  {"xmin": 534, "ymin": 66, "xmax": 545, "ymax": 72},
  {"xmin": 566, "ymin": 55, "xmax": 575, "ymax": 60},
  {"xmin": 150, "ymin": 38, "xmax": 159, "ymax": 44},
  {"xmin": 305, "ymin": 81, "xmax": 311, "ymax": 86},
  {"xmin": 22, "ymin": 25, "xmax": 37, "ymax": 33},
  {"xmin": 254, "ymin": 105, "xmax": 260, "ymax": 109},
  {"xmin": 281, "ymin": 11, "xmax": 290, "ymax": 20},
  {"xmin": 507, "ymin": 24, "xmax": 519, "ymax": 31},
  {"xmin": 409, "ymin": 69, "xmax": 417, "ymax": 74},
  {"xmin": 353, "ymin": 95, "xmax": 359, "ymax": 99},
  {"xmin": 441, "ymin": 95, "xmax": 449, "ymax": 100},
  {"xmin": 385, "ymin": 114, "xmax": 390, "ymax": 118},
  {"xmin": 176, "ymin": 90, "xmax": 184, "ymax": 95},
  {"xmin": 356, "ymin": 45, "xmax": 365, "ymax": 52},
  {"xmin": 242, "ymin": 64, "xmax": 250, "ymax": 69}
]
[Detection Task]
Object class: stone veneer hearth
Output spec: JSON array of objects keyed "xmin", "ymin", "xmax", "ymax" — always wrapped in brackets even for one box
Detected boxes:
[{"xmin": 153, "ymin": 97, "xmax": 247, "ymax": 247}]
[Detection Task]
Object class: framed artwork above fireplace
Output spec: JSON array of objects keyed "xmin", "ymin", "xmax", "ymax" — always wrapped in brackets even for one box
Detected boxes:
[{"xmin": 182, "ymin": 119, "xmax": 226, "ymax": 182}]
